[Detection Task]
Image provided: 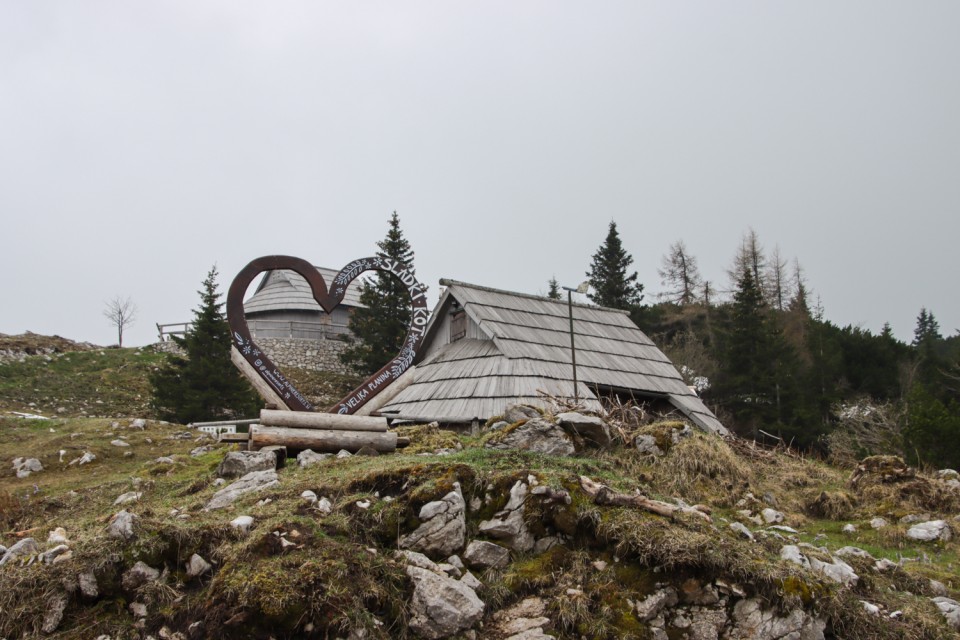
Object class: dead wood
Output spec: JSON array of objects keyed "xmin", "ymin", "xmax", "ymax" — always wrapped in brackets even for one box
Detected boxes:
[{"xmin": 578, "ymin": 476, "xmax": 712, "ymax": 523}]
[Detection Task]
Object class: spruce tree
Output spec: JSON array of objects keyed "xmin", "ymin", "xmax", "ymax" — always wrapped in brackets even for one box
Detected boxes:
[
  {"xmin": 150, "ymin": 266, "xmax": 261, "ymax": 423},
  {"xmin": 340, "ymin": 212, "xmax": 416, "ymax": 375},
  {"xmin": 586, "ymin": 221, "xmax": 644, "ymax": 310},
  {"xmin": 546, "ymin": 277, "xmax": 561, "ymax": 300}
]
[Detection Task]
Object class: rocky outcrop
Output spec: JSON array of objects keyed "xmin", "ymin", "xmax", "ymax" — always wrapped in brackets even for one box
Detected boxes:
[
  {"xmin": 486, "ymin": 419, "xmax": 575, "ymax": 456},
  {"xmin": 216, "ymin": 451, "xmax": 277, "ymax": 478},
  {"xmin": 205, "ymin": 470, "xmax": 279, "ymax": 510},
  {"xmin": 399, "ymin": 484, "xmax": 467, "ymax": 558},
  {"xmin": 555, "ymin": 412, "xmax": 612, "ymax": 447},
  {"xmin": 479, "ymin": 480, "xmax": 535, "ymax": 552},
  {"xmin": 405, "ymin": 565, "xmax": 484, "ymax": 639},
  {"xmin": 906, "ymin": 520, "xmax": 952, "ymax": 542},
  {"xmin": 463, "ymin": 540, "xmax": 511, "ymax": 570}
]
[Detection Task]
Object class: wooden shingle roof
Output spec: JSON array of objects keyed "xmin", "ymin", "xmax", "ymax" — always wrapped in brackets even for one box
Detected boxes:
[
  {"xmin": 380, "ymin": 280, "xmax": 727, "ymax": 435},
  {"xmin": 243, "ymin": 267, "xmax": 366, "ymax": 315}
]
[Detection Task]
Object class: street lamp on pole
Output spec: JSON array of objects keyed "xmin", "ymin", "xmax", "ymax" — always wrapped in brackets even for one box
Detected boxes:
[{"xmin": 561, "ymin": 282, "xmax": 590, "ymax": 403}]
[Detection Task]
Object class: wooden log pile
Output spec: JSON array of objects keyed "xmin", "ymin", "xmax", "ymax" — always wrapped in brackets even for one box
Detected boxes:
[{"xmin": 249, "ymin": 409, "xmax": 407, "ymax": 454}]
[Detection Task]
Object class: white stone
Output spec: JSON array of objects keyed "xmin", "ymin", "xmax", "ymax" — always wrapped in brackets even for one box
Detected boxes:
[
  {"xmin": 406, "ymin": 565, "xmax": 485, "ymax": 639},
  {"xmin": 761, "ymin": 508, "xmax": 784, "ymax": 524},
  {"xmin": 780, "ymin": 545, "xmax": 810, "ymax": 569},
  {"xmin": 186, "ymin": 554, "xmax": 212, "ymax": 578},
  {"xmin": 108, "ymin": 510, "xmax": 138, "ymax": 540},
  {"xmin": 932, "ymin": 597, "xmax": 960, "ymax": 630},
  {"xmin": 906, "ymin": 520, "xmax": 952, "ymax": 542},
  {"xmin": 399, "ymin": 484, "xmax": 466, "ymax": 558},
  {"xmin": 316, "ymin": 497, "xmax": 333, "ymax": 514},
  {"xmin": 478, "ymin": 481, "xmax": 535, "ymax": 551},
  {"xmin": 47, "ymin": 527, "xmax": 69, "ymax": 544},
  {"xmin": 729, "ymin": 522, "xmax": 754, "ymax": 540},
  {"xmin": 870, "ymin": 517, "xmax": 888, "ymax": 529},
  {"xmin": 114, "ymin": 491, "xmax": 142, "ymax": 505},
  {"xmin": 230, "ymin": 515, "xmax": 254, "ymax": 533},
  {"xmin": 297, "ymin": 449, "xmax": 333, "ymax": 468},
  {"xmin": 860, "ymin": 601, "xmax": 880, "ymax": 615},
  {"xmin": 842, "ymin": 524, "xmax": 857, "ymax": 534},
  {"xmin": 204, "ymin": 470, "xmax": 279, "ymax": 510},
  {"xmin": 110, "ymin": 439, "xmax": 130, "ymax": 447}
]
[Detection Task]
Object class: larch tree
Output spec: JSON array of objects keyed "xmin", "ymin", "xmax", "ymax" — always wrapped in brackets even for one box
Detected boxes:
[
  {"xmin": 727, "ymin": 228, "xmax": 767, "ymax": 301},
  {"xmin": 766, "ymin": 246, "xmax": 789, "ymax": 311},
  {"xmin": 586, "ymin": 221, "xmax": 644, "ymax": 310},
  {"xmin": 657, "ymin": 240, "xmax": 702, "ymax": 305},
  {"xmin": 340, "ymin": 212, "xmax": 417, "ymax": 376},
  {"xmin": 150, "ymin": 266, "xmax": 261, "ymax": 423}
]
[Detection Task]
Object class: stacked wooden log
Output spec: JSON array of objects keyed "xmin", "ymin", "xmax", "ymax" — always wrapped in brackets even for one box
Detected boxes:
[{"xmin": 249, "ymin": 409, "xmax": 407, "ymax": 454}]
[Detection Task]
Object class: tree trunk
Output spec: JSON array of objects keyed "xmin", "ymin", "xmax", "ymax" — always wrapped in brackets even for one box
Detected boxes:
[
  {"xmin": 250, "ymin": 425, "xmax": 397, "ymax": 453},
  {"xmin": 259, "ymin": 409, "xmax": 387, "ymax": 432}
]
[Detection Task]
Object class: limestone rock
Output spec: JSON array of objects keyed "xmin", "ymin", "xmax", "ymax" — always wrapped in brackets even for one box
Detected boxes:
[
  {"xmin": 297, "ymin": 449, "xmax": 333, "ymax": 468},
  {"xmin": 729, "ymin": 598, "xmax": 825, "ymax": 640},
  {"xmin": 556, "ymin": 411, "xmax": 612, "ymax": 446},
  {"xmin": 780, "ymin": 545, "xmax": 810, "ymax": 569},
  {"xmin": 0, "ymin": 537, "xmax": 40, "ymax": 565},
  {"xmin": 834, "ymin": 546, "xmax": 875, "ymax": 561},
  {"xmin": 114, "ymin": 491, "xmax": 142, "ymax": 505},
  {"xmin": 205, "ymin": 470, "xmax": 279, "ymax": 510},
  {"xmin": 79, "ymin": 571, "xmax": 99, "ymax": 598},
  {"xmin": 13, "ymin": 457, "xmax": 43, "ymax": 478},
  {"xmin": 635, "ymin": 587, "xmax": 679, "ymax": 621},
  {"xmin": 122, "ymin": 561, "xmax": 160, "ymax": 590},
  {"xmin": 186, "ymin": 554, "xmax": 212, "ymax": 578},
  {"xmin": 396, "ymin": 549, "xmax": 441, "ymax": 573},
  {"xmin": 479, "ymin": 480, "xmax": 535, "ymax": 552},
  {"xmin": 841, "ymin": 524, "xmax": 857, "ymax": 534},
  {"xmin": 906, "ymin": 520, "xmax": 952, "ymax": 542},
  {"xmin": 636, "ymin": 435, "xmax": 664, "ymax": 456},
  {"xmin": 47, "ymin": 527, "xmax": 69, "ymax": 544},
  {"xmin": 399, "ymin": 484, "xmax": 467, "ymax": 558},
  {"xmin": 41, "ymin": 590, "xmax": 69, "ymax": 633},
  {"xmin": 932, "ymin": 597, "xmax": 960, "ymax": 631},
  {"xmin": 761, "ymin": 508, "xmax": 785, "ymax": 524},
  {"xmin": 406, "ymin": 565, "xmax": 485, "ymax": 639},
  {"xmin": 216, "ymin": 451, "xmax": 276, "ymax": 478},
  {"xmin": 130, "ymin": 418, "xmax": 147, "ymax": 429},
  {"xmin": 40, "ymin": 544, "xmax": 71, "ymax": 564},
  {"xmin": 463, "ymin": 540, "xmax": 511, "ymax": 570},
  {"xmin": 107, "ymin": 510, "xmax": 138, "ymax": 540},
  {"xmin": 870, "ymin": 517, "xmax": 888, "ymax": 529},
  {"xmin": 130, "ymin": 601, "xmax": 148, "ymax": 618},
  {"xmin": 491, "ymin": 596, "xmax": 552, "ymax": 639},
  {"xmin": 730, "ymin": 522, "xmax": 754, "ymax": 540},
  {"xmin": 486, "ymin": 418, "xmax": 575, "ymax": 456},
  {"xmin": 502, "ymin": 404, "xmax": 542, "ymax": 423},
  {"xmin": 230, "ymin": 515, "xmax": 255, "ymax": 533},
  {"xmin": 809, "ymin": 557, "xmax": 858, "ymax": 587},
  {"xmin": 110, "ymin": 439, "xmax": 130, "ymax": 447}
]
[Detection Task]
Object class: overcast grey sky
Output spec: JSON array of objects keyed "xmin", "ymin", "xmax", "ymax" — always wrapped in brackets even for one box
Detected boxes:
[{"xmin": 2, "ymin": 2, "xmax": 958, "ymax": 347}]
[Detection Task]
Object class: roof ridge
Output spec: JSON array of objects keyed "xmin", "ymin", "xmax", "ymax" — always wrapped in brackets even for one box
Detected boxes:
[{"xmin": 439, "ymin": 278, "xmax": 630, "ymax": 315}]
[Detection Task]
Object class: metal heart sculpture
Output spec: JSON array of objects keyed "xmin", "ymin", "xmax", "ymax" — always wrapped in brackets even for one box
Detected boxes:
[{"xmin": 226, "ymin": 255, "xmax": 429, "ymax": 414}]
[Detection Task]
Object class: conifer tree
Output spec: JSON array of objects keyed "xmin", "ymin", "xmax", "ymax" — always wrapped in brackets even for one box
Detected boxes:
[
  {"xmin": 340, "ymin": 212, "xmax": 416, "ymax": 375},
  {"xmin": 150, "ymin": 266, "xmax": 261, "ymax": 423},
  {"xmin": 546, "ymin": 277, "xmax": 561, "ymax": 300},
  {"xmin": 586, "ymin": 221, "xmax": 644, "ymax": 310}
]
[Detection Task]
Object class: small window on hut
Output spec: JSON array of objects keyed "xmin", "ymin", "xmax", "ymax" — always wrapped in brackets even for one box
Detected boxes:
[{"xmin": 450, "ymin": 309, "xmax": 467, "ymax": 342}]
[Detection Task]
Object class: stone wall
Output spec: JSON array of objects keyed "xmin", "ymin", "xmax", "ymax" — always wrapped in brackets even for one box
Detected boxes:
[{"xmin": 254, "ymin": 337, "xmax": 352, "ymax": 375}]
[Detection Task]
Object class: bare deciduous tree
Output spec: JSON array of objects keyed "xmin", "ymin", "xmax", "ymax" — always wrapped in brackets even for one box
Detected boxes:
[
  {"xmin": 657, "ymin": 240, "xmax": 702, "ymax": 305},
  {"xmin": 766, "ymin": 245, "xmax": 788, "ymax": 311},
  {"xmin": 103, "ymin": 296, "xmax": 137, "ymax": 347}
]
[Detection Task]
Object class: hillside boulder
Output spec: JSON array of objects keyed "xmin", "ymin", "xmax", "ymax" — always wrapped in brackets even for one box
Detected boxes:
[
  {"xmin": 406, "ymin": 565, "xmax": 484, "ymax": 639},
  {"xmin": 486, "ymin": 419, "xmax": 575, "ymax": 456},
  {"xmin": 217, "ymin": 451, "xmax": 276, "ymax": 478},
  {"xmin": 399, "ymin": 483, "xmax": 467, "ymax": 558},
  {"xmin": 556, "ymin": 412, "xmax": 612, "ymax": 447}
]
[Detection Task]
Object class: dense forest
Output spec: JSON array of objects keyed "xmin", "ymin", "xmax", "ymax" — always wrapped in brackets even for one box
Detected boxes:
[{"xmin": 575, "ymin": 224, "xmax": 960, "ymax": 469}]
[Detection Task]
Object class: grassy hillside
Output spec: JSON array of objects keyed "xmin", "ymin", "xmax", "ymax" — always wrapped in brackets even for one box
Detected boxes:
[{"xmin": 0, "ymin": 338, "xmax": 957, "ymax": 639}]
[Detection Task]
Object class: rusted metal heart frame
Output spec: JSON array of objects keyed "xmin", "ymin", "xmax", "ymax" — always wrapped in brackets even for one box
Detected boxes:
[{"xmin": 226, "ymin": 255, "xmax": 430, "ymax": 415}]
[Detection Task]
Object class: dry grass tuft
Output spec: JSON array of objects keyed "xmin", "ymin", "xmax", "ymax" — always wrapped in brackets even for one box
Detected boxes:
[
  {"xmin": 805, "ymin": 490, "xmax": 856, "ymax": 520},
  {"xmin": 652, "ymin": 433, "xmax": 752, "ymax": 504}
]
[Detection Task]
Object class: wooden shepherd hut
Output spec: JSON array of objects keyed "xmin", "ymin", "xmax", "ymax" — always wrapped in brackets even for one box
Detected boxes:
[
  {"xmin": 242, "ymin": 267, "xmax": 364, "ymax": 341},
  {"xmin": 378, "ymin": 279, "xmax": 728, "ymax": 435}
]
